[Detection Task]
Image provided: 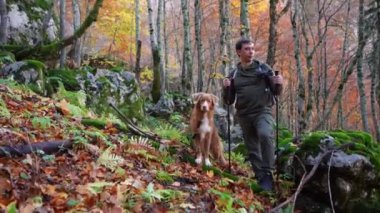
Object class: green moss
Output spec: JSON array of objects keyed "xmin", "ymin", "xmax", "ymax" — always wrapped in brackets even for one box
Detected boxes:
[
  {"xmin": 54, "ymin": 82, "xmax": 86, "ymax": 107},
  {"xmin": 47, "ymin": 68, "xmax": 85, "ymax": 91},
  {"xmin": 300, "ymin": 131, "xmax": 327, "ymax": 153},
  {"xmin": 0, "ymin": 51, "xmax": 16, "ymax": 65},
  {"xmin": 345, "ymin": 131, "xmax": 374, "ymax": 147},
  {"xmin": 0, "ymin": 97, "xmax": 11, "ymax": 118}
]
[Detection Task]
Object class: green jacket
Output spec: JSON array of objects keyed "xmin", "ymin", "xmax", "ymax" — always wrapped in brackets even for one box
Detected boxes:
[{"xmin": 223, "ymin": 60, "xmax": 276, "ymax": 116}]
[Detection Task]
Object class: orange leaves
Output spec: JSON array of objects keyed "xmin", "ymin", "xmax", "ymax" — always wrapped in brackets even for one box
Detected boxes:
[{"xmin": 58, "ymin": 99, "xmax": 71, "ymax": 116}]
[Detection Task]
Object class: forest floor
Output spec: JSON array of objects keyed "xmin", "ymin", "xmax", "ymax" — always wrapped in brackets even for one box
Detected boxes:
[{"xmin": 0, "ymin": 83, "xmax": 276, "ymax": 212}]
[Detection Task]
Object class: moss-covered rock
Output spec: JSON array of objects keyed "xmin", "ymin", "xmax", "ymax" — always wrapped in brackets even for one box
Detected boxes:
[
  {"xmin": 294, "ymin": 130, "xmax": 380, "ymax": 212},
  {"xmin": 0, "ymin": 60, "xmax": 46, "ymax": 94},
  {"xmin": 5, "ymin": 1, "xmax": 57, "ymax": 45},
  {"xmin": 300, "ymin": 130, "xmax": 380, "ymax": 172},
  {"xmin": 87, "ymin": 69, "xmax": 144, "ymax": 120}
]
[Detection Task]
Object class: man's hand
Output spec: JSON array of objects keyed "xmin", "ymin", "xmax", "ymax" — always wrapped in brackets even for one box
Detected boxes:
[
  {"xmin": 270, "ymin": 75, "xmax": 283, "ymax": 85},
  {"xmin": 223, "ymin": 78, "xmax": 231, "ymax": 87}
]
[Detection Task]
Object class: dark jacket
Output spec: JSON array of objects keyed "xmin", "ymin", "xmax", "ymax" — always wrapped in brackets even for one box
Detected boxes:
[{"xmin": 223, "ymin": 60, "xmax": 278, "ymax": 116}]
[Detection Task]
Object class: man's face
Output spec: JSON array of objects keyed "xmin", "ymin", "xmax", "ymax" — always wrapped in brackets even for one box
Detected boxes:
[{"xmin": 237, "ymin": 42, "xmax": 255, "ymax": 63}]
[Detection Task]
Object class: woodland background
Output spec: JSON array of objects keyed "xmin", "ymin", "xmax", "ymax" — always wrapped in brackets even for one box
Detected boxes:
[
  {"xmin": 0, "ymin": 0, "xmax": 380, "ymax": 212},
  {"xmin": 35, "ymin": 0, "xmax": 380, "ymax": 139}
]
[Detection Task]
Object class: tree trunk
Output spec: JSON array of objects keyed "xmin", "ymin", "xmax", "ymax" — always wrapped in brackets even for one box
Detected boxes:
[
  {"xmin": 163, "ymin": 0, "xmax": 169, "ymax": 92},
  {"xmin": 135, "ymin": 40, "xmax": 142, "ymax": 85},
  {"xmin": 147, "ymin": 0, "xmax": 161, "ymax": 103},
  {"xmin": 376, "ymin": 0, "xmax": 380, "ymax": 120},
  {"xmin": 226, "ymin": 1, "xmax": 234, "ymax": 71},
  {"xmin": 0, "ymin": 0, "xmax": 7, "ymax": 44},
  {"xmin": 356, "ymin": 0, "xmax": 369, "ymax": 132},
  {"xmin": 40, "ymin": 2, "xmax": 53, "ymax": 45},
  {"xmin": 181, "ymin": 0, "xmax": 193, "ymax": 95},
  {"xmin": 135, "ymin": 0, "xmax": 141, "ymax": 86},
  {"xmin": 267, "ymin": 0, "xmax": 291, "ymax": 68},
  {"xmin": 240, "ymin": 0, "xmax": 251, "ymax": 39},
  {"xmin": 157, "ymin": 0, "xmax": 165, "ymax": 94},
  {"xmin": 195, "ymin": 0, "xmax": 204, "ymax": 92},
  {"xmin": 370, "ymin": 38, "xmax": 380, "ymax": 141},
  {"xmin": 300, "ymin": 11, "xmax": 315, "ymax": 131},
  {"xmin": 81, "ymin": 0, "xmax": 91, "ymax": 60},
  {"xmin": 72, "ymin": 0, "xmax": 81, "ymax": 67},
  {"xmin": 267, "ymin": 0, "xmax": 278, "ymax": 67},
  {"xmin": 59, "ymin": 0, "xmax": 67, "ymax": 68},
  {"xmin": 291, "ymin": 0, "xmax": 306, "ymax": 135},
  {"xmin": 337, "ymin": 0, "xmax": 351, "ymax": 129},
  {"xmin": 219, "ymin": 0, "xmax": 229, "ymax": 76}
]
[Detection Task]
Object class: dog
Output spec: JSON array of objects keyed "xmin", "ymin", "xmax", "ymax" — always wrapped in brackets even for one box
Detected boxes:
[{"xmin": 190, "ymin": 92, "xmax": 227, "ymax": 167}]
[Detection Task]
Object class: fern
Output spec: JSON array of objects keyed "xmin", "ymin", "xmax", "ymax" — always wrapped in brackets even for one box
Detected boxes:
[
  {"xmin": 31, "ymin": 117, "xmax": 51, "ymax": 129},
  {"xmin": 141, "ymin": 183, "xmax": 163, "ymax": 203},
  {"xmin": 159, "ymin": 189, "xmax": 184, "ymax": 203},
  {"xmin": 230, "ymin": 152, "xmax": 246, "ymax": 165},
  {"xmin": 156, "ymin": 170, "xmax": 174, "ymax": 184},
  {"xmin": 129, "ymin": 136, "xmax": 153, "ymax": 149},
  {"xmin": 209, "ymin": 189, "xmax": 246, "ymax": 213},
  {"xmin": 87, "ymin": 182, "xmax": 114, "ymax": 194},
  {"xmin": 155, "ymin": 124, "xmax": 186, "ymax": 143},
  {"xmin": 97, "ymin": 148, "xmax": 124, "ymax": 171}
]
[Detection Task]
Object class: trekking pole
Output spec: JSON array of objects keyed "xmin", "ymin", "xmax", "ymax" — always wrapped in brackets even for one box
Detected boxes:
[
  {"xmin": 274, "ymin": 71, "xmax": 280, "ymax": 183},
  {"xmin": 227, "ymin": 85, "xmax": 232, "ymax": 173}
]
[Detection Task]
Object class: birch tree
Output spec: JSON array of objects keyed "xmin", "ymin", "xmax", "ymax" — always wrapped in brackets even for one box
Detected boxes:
[
  {"xmin": 135, "ymin": 0, "xmax": 141, "ymax": 85},
  {"xmin": 0, "ymin": 0, "xmax": 7, "ymax": 44},
  {"xmin": 356, "ymin": 0, "xmax": 369, "ymax": 132},
  {"xmin": 240, "ymin": 0, "xmax": 251, "ymax": 39},
  {"xmin": 147, "ymin": 0, "xmax": 161, "ymax": 102},
  {"xmin": 290, "ymin": 0, "xmax": 306, "ymax": 135},
  {"xmin": 72, "ymin": 0, "xmax": 81, "ymax": 66},
  {"xmin": 337, "ymin": 0, "xmax": 351, "ymax": 129},
  {"xmin": 157, "ymin": 0, "xmax": 166, "ymax": 93},
  {"xmin": 181, "ymin": 0, "xmax": 193, "ymax": 95},
  {"xmin": 59, "ymin": 0, "xmax": 67, "ymax": 68},
  {"xmin": 163, "ymin": 0, "xmax": 169, "ymax": 91},
  {"xmin": 195, "ymin": 0, "xmax": 205, "ymax": 92},
  {"xmin": 219, "ymin": 0, "xmax": 229, "ymax": 76},
  {"xmin": 266, "ymin": 0, "xmax": 291, "ymax": 67}
]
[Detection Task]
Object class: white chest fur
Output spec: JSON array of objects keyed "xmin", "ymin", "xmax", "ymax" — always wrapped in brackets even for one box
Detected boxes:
[{"xmin": 198, "ymin": 114, "xmax": 212, "ymax": 134}]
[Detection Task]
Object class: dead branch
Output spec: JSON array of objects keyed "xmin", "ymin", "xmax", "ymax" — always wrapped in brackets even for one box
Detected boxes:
[
  {"xmin": 0, "ymin": 140, "xmax": 72, "ymax": 157},
  {"xmin": 270, "ymin": 143, "xmax": 354, "ymax": 212},
  {"xmin": 109, "ymin": 103, "xmax": 172, "ymax": 145}
]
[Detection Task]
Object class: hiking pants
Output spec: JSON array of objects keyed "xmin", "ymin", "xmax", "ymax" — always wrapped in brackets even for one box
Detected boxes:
[{"xmin": 237, "ymin": 112, "xmax": 275, "ymax": 178}]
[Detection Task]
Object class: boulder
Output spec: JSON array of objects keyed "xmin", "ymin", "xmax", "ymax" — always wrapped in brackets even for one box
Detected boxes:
[
  {"xmin": 6, "ymin": 3, "xmax": 57, "ymax": 45},
  {"xmin": 294, "ymin": 134, "xmax": 380, "ymax": 212}
]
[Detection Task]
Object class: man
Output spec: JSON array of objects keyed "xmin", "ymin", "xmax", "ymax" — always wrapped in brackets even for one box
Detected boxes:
[{"xmin": 222, "ymin": 38, "xmax": 283, "ymax": 191}]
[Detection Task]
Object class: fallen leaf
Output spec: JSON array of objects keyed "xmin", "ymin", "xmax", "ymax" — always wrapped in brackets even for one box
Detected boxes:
[
  {"xmin": 180, "ymin": 203, "xmax": 196, "ymax": 209},
  {"xmin": 58, "ymin": 100, "xmax": 70, "ymax": 116},
  {"xmin": 206, "ymin": 170, "xmax": 214, "ymax": 178},
  {"xmin": 171, "ymin": 182, "xmax": 181, "ymax": 187}
]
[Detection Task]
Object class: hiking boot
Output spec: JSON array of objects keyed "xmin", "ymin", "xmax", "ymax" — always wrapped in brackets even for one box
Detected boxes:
[{"xmin": 258, "ymin": 172, "xmax": 274, "ymax": 191}]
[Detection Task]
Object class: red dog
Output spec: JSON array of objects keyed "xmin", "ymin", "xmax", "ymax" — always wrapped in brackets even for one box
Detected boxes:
[{"xmin": 190, "ymin": 92, "xmax": 227, "ymax": 166}]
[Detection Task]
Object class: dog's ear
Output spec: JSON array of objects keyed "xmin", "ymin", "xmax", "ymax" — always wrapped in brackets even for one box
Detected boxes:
[
  {"xmin": 191, "ymin": 93, "xmax": 203, "ymax": 104},
  {"xmin": 211, "ymin": 94, "xmax": 219, "ymax": 106}
]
